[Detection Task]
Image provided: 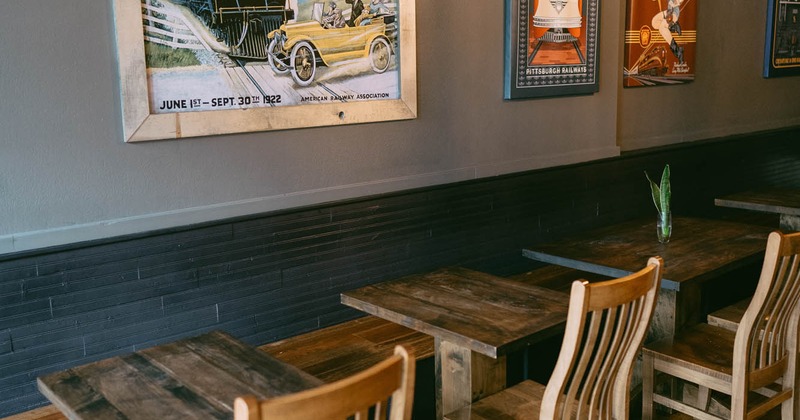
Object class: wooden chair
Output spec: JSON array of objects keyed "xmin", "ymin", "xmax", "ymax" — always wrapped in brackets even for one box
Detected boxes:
[
  {"xmin": 444, "ymin": 256, "xmax": 663, "ymax": 420},
  {"xmin": 642, "ymin": 230, "xmax": 800, "ymax": 420},
  {"xmin": 234, "ymin": 345, "xmax": 415, "ymax": 420}
]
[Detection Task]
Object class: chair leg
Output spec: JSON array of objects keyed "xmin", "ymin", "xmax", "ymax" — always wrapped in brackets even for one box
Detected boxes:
[
  {"xmin": 642, "ymin": 353, "xmax": 654, "ymax": 420},
  {"xmin": 697, "ymin": 386, "xmax": 710, "ymax": 411},
  {"xmin": 781, "ymin": 395, "xmax": 794, "ymax": 420},
  {"xmin": 787, "ymin": 313, "xmax": 799, "ymax": 419},
  {"xmin": 785, "ymin": 348, "xmax": 798, "ymax": 419}
]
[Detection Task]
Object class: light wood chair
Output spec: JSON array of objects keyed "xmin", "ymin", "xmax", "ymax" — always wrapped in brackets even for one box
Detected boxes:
[
  {"xmin": 234, "ymin": 345, "xmax": 415, "ymax": 420},
  {"xmin": 642, "ymin": 230, "xmax": 800, "ymax": 420},
  {"xmin": 444, "ymin": 256, "xmax": 663, "ymax": 420}
]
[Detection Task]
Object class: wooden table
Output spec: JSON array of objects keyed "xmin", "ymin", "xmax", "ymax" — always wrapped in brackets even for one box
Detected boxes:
[
  {"xmin": 523, "ymin": 216, "xmax": 772, "ymax": 340},
  {"xmin": 341, "ymin": 267, "xmax": 569, "ymax": 419},
  {"xmin": 38, "ymin": 330, "xmax": 323, "ymax": 419},
  {"xmin": 715, "ymin": 188, "xmax": 800, "ymax": 231}
]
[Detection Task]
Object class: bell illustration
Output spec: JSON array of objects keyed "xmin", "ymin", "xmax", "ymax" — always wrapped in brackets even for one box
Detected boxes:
[{"xmin": 532, "ymin": 0, "xmax": 582, "ymax": 38}]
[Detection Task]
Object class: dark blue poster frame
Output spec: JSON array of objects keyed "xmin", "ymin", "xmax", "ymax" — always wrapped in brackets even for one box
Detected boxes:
[{"xmin": 764, "ymin": 0, "xmax": 800, "ymax": 78}]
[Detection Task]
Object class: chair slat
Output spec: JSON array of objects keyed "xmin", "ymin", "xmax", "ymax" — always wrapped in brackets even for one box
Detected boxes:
[{"xmin": 235, "ymin": 346, "xmax": 415, "ymax": 420}]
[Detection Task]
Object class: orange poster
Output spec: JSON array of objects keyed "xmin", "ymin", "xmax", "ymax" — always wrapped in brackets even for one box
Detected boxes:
[
  {"xmin": 505, "ymin": 0, "xmax": 600, "ymax": 99},
  {"xmin": 623, "ymin": 0, "xmax": 696, "ymax": 87}
]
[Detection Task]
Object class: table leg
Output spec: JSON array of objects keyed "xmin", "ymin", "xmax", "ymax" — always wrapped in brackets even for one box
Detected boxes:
[
  {"xmin": 639, "ymin": 286, "xmax": 701, "ymax": 415},
  {"xmin": 434, "ymin": 338, "xmax": 506, "ymax": 419},
  {"xmin": 649, "ymin": 290, "xmax": 677, "ymax": 342},
  {"xmin": 648, "ymin": 286, "xmax": 701, "ymax": 343}
]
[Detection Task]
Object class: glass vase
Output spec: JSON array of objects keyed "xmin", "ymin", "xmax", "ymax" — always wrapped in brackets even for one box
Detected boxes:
[{"xmin": 657, "ymin": 212, "xmax": 672, "ymax": 244}]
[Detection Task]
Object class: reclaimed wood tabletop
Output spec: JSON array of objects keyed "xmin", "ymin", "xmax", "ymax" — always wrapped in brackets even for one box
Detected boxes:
[
  {"xmin": 37, "ymin": 330, "xmax": 322, "ymax": 420},
  {"xmin": 523, "ymin": 216, "xmax": 773, "ymax": 339},
  {"xmin": 341, "ymin": 266, "xmax": 569, "ymax": 358},
  {"xmin": 341, "ymin": 266, "xmax": 570, "ymax": 419},
  {"xmin": 715, "ymin": 188, "xmax": 800, "ymax": 231},
  {"xmin": 523, "ymin": 216, "xmax": 771, "ymax": 290}
]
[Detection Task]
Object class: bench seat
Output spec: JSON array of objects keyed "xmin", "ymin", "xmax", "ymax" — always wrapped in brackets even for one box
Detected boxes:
[
  {"xmin": 260, "ymin": 315, "xmax": 435, "ymax": 383},
  {"xmin": 707, "ymin": 297, "xmax": 749, "ymax": 332},
  {"xmin": 508, "ymin": 265, "xmax": 612, "ymax": 292},
  {"xmin": 0, "ymin": 405, "xmax": 65, "ymax": 420}
]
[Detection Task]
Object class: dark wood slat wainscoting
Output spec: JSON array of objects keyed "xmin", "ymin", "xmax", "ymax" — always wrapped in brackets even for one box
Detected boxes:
[{"xmin": 0, "ymin": 127, "xmax": 798, "ymax": 416}]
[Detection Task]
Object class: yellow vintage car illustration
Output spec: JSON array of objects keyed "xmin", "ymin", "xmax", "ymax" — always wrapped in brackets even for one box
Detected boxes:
[{"xmin": 267, "ymin": 2, "xmax": 396, "ymax": 86}]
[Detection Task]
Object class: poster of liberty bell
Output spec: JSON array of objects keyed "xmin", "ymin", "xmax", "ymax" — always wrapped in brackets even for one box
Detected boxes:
[
  {"xmin": 623, "ymin": 0, "xmax": 697, "ymax": 87},
  {"xmin": 504, "ymin": 0, "xmax": 600, "ymax": 99}
]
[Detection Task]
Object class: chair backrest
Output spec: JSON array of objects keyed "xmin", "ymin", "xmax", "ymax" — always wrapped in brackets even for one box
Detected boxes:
[
  {"xmin": 234, "ymin": 345, "xmax": 415, "ymax": 420},
  {"xmin": 731, "ymin": 231, "xmax": 800, "ymax": 418},
  {"xmin": 541, "ymin": 256, "xmax": 663, "ymax": 420}
]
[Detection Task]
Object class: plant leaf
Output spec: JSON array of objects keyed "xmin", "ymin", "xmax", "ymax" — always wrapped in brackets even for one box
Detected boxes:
[
  {"xmin": 660, "ymin": 164, "xmax": 671, "ymax": 216},
  {"xmin": 645, "ymin": 171, "xmax": 662, "ymax": 213}
]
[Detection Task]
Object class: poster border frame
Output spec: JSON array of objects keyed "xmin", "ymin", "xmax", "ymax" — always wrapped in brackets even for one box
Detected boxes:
[
  {"xmin": 763, "ymin": 0, "xmax": 800, "ymax": 78},
  {"xmin": 503, "ymin": 0, "xmax": 601, "ymax": 100},
  {"xmin": 112, "ymin": 0, "xmax": 417, "ymax": 142}
]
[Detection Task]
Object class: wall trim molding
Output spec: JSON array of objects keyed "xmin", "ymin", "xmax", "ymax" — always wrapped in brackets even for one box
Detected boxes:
[
  {"xmin": 475, "ymin": 146, "xmax": 620, "ymax": 178},
  {"xmin": 620, "ymin": 119, "xmax": 800, "ymax": 152},
  {"xmin": 0, "ymin": 167, "xmax": 471, "ymax": 256},
  {"xmin": 0, "ymin": 147, "xmax": 619, "ymax": 256}
]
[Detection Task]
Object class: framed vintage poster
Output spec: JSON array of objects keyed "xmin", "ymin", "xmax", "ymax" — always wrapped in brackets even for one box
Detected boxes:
[
  {"xmin": 623, "ymin": 0, "xmax": 696, "ymax": 87},
  {"xmin": 764, "ymin": 0, "xmax": 800, "ymax": 78},
  {"xmin": 504, "ymin": 0, "xmax": 601, "ymax": 99},
  {"xmin": 113, "ymin": 0, "xmax": 417, "ymax": 142}
]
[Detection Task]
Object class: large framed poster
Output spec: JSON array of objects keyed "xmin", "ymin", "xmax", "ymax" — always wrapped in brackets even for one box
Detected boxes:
[
  {"xmin": 623, "ymin": 0, "xmax": 696, "ymax": 88},
  {"xmin": 764, "ymin": 0, "xmax": 800, "ymax": 78},
  {"xmin": 113, "ymin": 0, "xmax": 417, "ymax": 142},
  {"xmin": 504, "ymin": 0, "xmax": 601, "ymax": 99}
]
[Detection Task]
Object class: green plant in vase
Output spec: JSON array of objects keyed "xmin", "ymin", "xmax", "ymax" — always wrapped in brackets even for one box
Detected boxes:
[{"xmin": 645, "ymin": 164, "xmax": 672, "ymax": 243}]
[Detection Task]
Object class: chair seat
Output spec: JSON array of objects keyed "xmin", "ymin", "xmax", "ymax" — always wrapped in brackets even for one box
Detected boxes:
[
  {"xmin": 444, "ymin": 380, "xmax": 545, "ymax": 420},
  {"xmin": 443, "ymin": 380, "xmax": 607, "ymax": 420},
  {"xmin": 644, "ymin": 323, "xmax": 736, "ymax": 386}
]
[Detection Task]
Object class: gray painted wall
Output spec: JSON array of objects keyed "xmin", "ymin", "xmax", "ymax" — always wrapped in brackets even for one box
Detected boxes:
[
  {"xmin": 0, "ymin": 0, "xmax": 797, "ymax": 254},
  {"xmin": 619, "ymin": 0, "xmax": 800, "ymax": 149}
]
